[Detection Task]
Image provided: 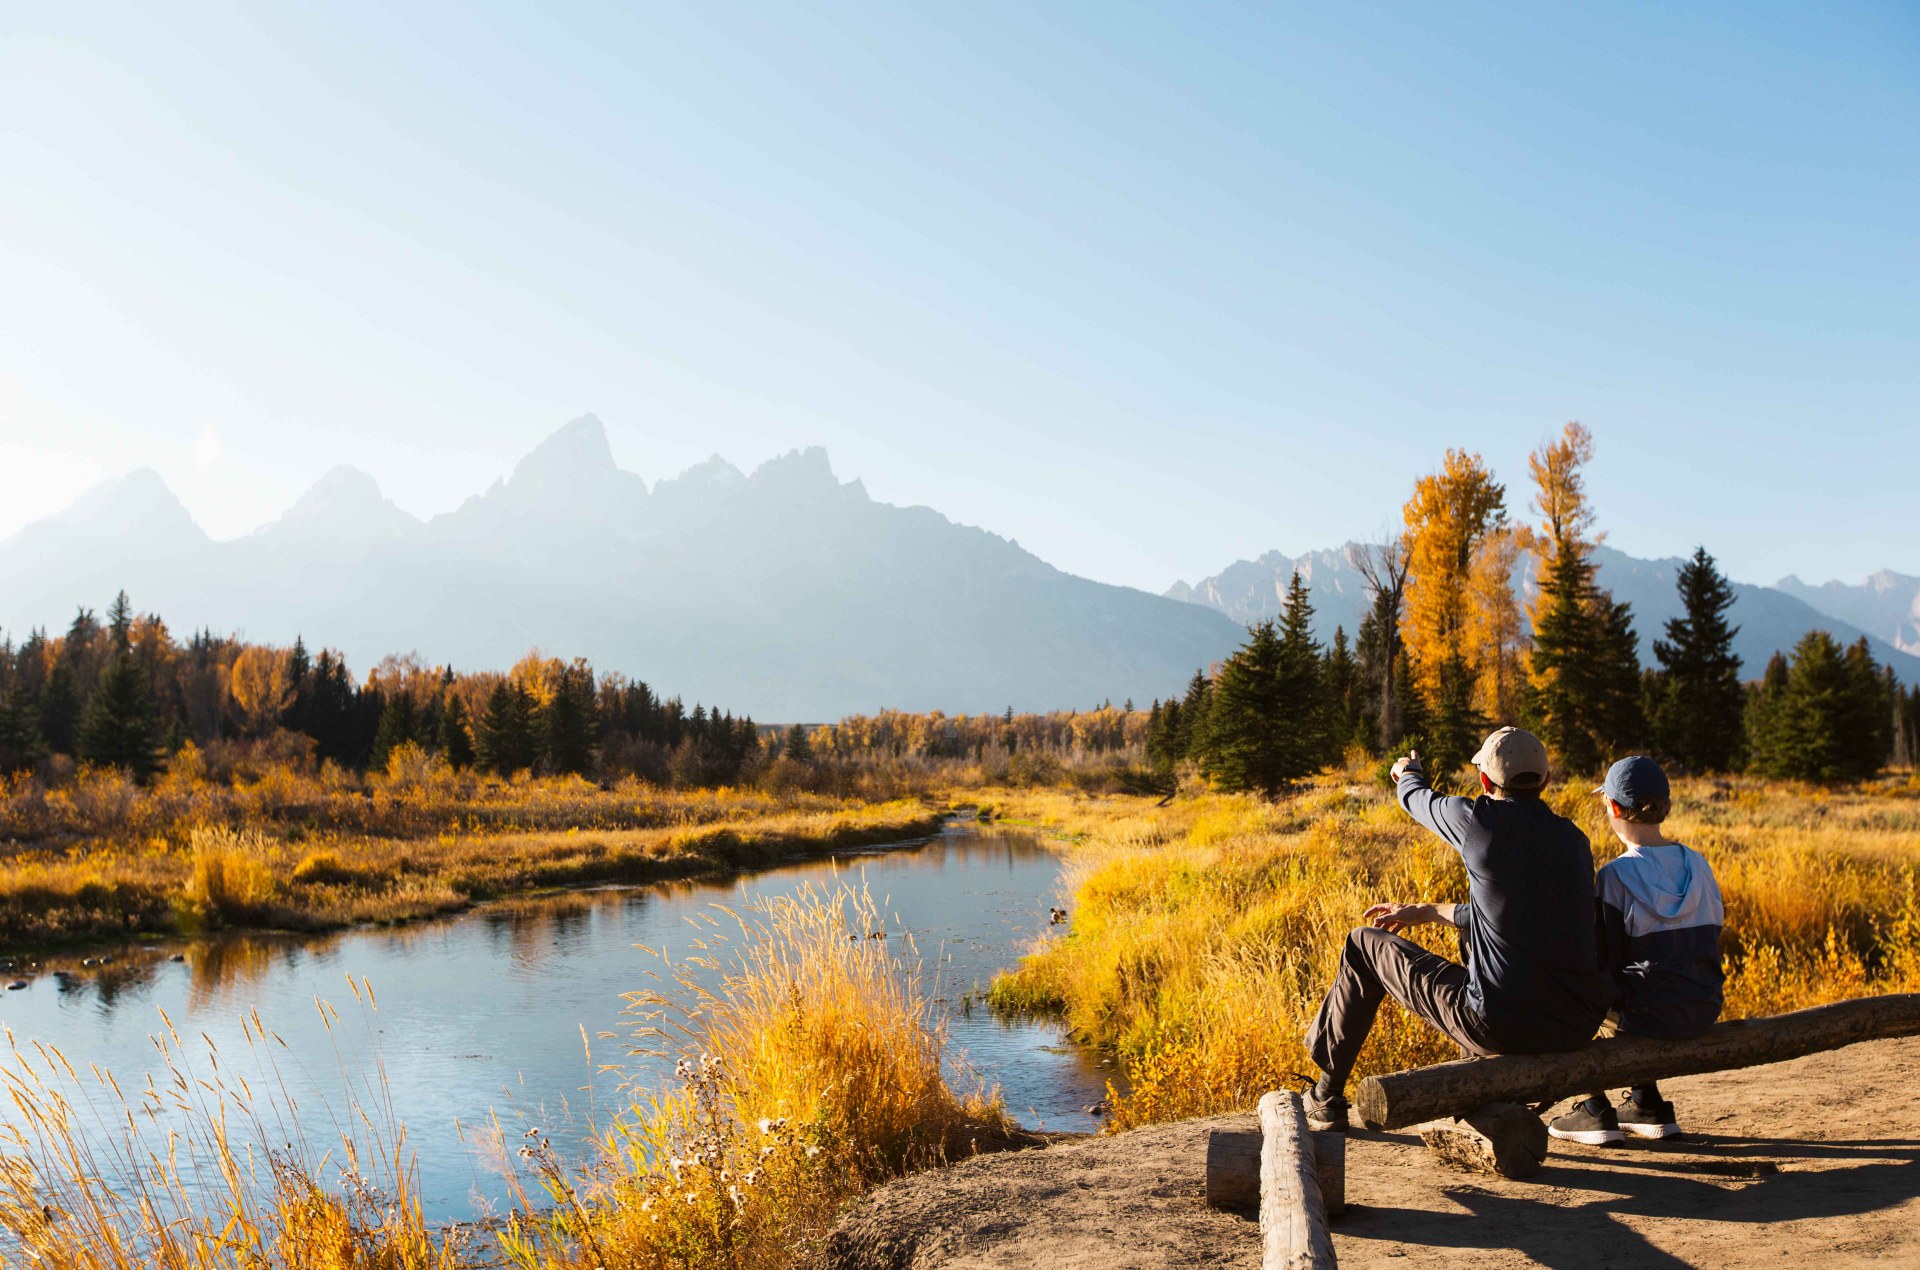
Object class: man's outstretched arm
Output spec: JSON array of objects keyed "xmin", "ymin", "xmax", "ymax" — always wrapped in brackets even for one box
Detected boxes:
[{"xmin": 1390, "ymin": 750, "xmax": 1478, "ymax": 851}]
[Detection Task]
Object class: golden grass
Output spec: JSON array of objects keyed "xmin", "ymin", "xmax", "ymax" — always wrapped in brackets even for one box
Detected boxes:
[
  {"xmin": 491, "ymin": 881, "xmax": 1012, "ymax": 1268},
  {"xmin": 979, "ymin": 765, "xmax": 1920, "ymax": 1129},
  {"xmin": 0, "ymin": 981, "xmax": 471, "ymax": 1268},
  {"xmin": 0, "ymin": 784, "xmax": 945, "ymax": 948}
]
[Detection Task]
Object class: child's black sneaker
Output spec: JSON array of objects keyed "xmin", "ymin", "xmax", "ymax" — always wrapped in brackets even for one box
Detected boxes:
[
  {"xmin": 1615, "ymin": 1092, "xmax": 1682, "ymax": 1139},
  {"xmin": 1302, "ymin": 1087, "xmax": 1350, "ymax": 1133},
  {"xmin": 1548, "ymin": 1096, "xmax": 1624, "ymax": 1146}
]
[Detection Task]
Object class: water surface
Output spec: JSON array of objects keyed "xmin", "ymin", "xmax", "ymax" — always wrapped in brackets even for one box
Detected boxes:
[{"xmin": 0, "ymin": 824, "xmax": 1105, "ymax": 1222}]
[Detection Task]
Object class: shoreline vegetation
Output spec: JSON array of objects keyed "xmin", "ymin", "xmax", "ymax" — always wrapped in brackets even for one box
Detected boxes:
[{"xmin": 0, "ymin": 766, "xmax": 948, "ymax": 952}]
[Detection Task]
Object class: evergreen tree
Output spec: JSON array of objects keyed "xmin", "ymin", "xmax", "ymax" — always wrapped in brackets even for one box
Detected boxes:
[
  {"xmin": 1176, "ymin": 668, "xmax": 1212, "ymax": 761},
  {"xmin": 1650, "ymin": 547, "xmax": 1745, "ymax": 771},
  {"xmin": 1326, "ymin": 626, "xmax": 1363, "ymax": 752},
  {"xmin": 1526, "ymin": 541, "xmax": 1603, "ymax": 772},
  {"xmin": 783, "ymin": 722, "xmax": 814, "ymax": 763},
  {"xmin": 1195, "ymin": 620, "xmax": 1289, "ymax": 795},
  {"xmin": 438, "ymin": 693, "xmax": 476, "ymax": 770},
  {"xmin": 542, "ymin": 660, "xmax": 600, "ymax": 775},
  {"xmin": 369, "ymin": 693, "xmax": 416, "ymax": 771},
  {"xmin": 1746, "ymin": 632, "xmax": 1888, "ymax": 783},
  {"xmin": 1274, "ymin": 571, "xmax": 1333, "ymax": 769},
  {"xmin": 1424, "ymin": 649, "xmax": 1484, "ymax": 778},
  {"xmin": 76, "ymin": 654, "xmax": 161, "ymax": 778},
  {"xmin": 107, "ymin": 590, "xmax": 135, "ymax": 654},
  {"xmin": 0, "ymin": 689, "xmax": 44, "ymax": 774},
  {"xmin": 39, "ymin": 665, "xmax": 81, "ymax": 756},
  {"xmin": 1196, "ymin": 576, "xmax": 1332, "ymax": 795},
  {"xmin": 1592, "ymin": 596, "xmax": 1647, "ymax": 756},
  {"xmin": 478, "ymin": 683, "xmax": 539, "ymax": 776}
]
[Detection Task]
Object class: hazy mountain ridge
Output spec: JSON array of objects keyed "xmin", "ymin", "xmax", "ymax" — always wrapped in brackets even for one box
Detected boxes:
[
  {"xmin": 0, "ymin": 416, "xmax": 1240, "ymax": 719},
  {"xmin": 1168, "ymin": 544, "xmax": 1920, "ymax": 683},
  {"xmin": 1776, "ymin": 570, "xmax": 1920, "ymax": 658}
]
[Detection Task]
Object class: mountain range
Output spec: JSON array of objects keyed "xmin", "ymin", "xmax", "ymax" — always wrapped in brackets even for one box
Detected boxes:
[
  {"xmin": 3, "ymin": 415, "xmax": 1911, "ymax": 719},
  {"xmin": 1166, "ymin": 544, "xmax": 1920, "ymax": 684},
  {"xmin": 0, "ymin": 417, "xmax": 1244, "ymax": 720}
]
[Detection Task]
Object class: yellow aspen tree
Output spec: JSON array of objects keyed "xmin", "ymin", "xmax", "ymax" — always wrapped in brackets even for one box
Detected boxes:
[
  {"xmin": 1400, "ymin": 448, "xmax": 1508, "ymax": 708},
  {"xmin": 228, "ymin": 645, "xmax": 294, "ymax": 735},
  {"xmin": 1465, "ymin": 525, "xmax": 1526, "ymax": 723}
]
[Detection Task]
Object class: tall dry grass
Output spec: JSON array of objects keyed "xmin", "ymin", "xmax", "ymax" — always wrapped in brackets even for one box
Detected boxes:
[
  {"xmin": 0, "ymin": 980, "xmax": 469, "ymax": 1268},
  {"xmin": 495, "ymin": 881, "xmax": 1014, "ymax": 1268},
  {"xmin": 982, "ymin": 765, "xmax": 1920, "ymax": 1128}
]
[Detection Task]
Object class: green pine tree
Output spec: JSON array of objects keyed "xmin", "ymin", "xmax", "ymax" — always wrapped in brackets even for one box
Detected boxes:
[
  {"xmin": 1526, "ymin": 543, "xmax": 1603, "ymax": 773},
  {"xmin": 38, "ymin": 665, "xmax": 81, "ymax": 756},
  {"xmin": 478, "ymin": 683, "xmax": 539, "ymax": 776},
  {"xmin": 1196, "ymin": 619, "xmax": 1289, "ymax": 795},
  {"xmin": 1746, "ymin": 631, "xmax": 1887, "ymax": 783},
  {"xmin": 76, "ymin": 654, "xmax": 161, "ymax": 778},
  {"xmin": 439, "ymin": 693, "xmax": 476, "ymax": 770},
  {"xmin": 1650, "ymin": 547, "xmax": 1746, "ymax": 772},
  {"xmin": 784, "ymin": 722, "xmax": 814, "ymax": 763},
  {"xmin": 542, "ymin": 660, "xmax": 600, "ymax": 776},
  {"xmin": 0, "ymin": 689, "xmax": 45, "ymax": 774},
  {"xmin": 370, "ymin": 693, "xmax": 416, "ymax": 771}
]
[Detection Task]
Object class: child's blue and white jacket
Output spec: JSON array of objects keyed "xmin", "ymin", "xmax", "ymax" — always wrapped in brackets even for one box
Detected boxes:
[{"xmin": 1596, "ymin": 843, "xmax": 1725, "ymax": 1039}]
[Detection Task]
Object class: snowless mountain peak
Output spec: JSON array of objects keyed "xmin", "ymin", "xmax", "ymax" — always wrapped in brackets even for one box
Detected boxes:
[
  {"xmin": 266, "ymin": 466, "xmax": 419, "ymax": 541},
  {"xmin": 509, "ymin": 414, "xmax": 622, "ymax": 488}
]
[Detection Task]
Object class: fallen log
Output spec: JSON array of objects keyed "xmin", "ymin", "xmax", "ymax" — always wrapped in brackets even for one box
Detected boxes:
[
  {"xmin": 1357, "ymin": 993, "xmax": 1920, "ymax": 1131},
  {"xmin": 1257, "ymin": 1090, "xmax": 1336, "ymax": 1270},
  {"xmin": 1205, "ymin": 1125, "xmax": 1345, "ymax": 1215}
]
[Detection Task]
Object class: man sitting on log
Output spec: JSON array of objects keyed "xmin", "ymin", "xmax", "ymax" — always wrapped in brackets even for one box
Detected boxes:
[
  {"xmin": 1548, "ymin": 755, "xmax": 1725, "ymax": 1145},
  {"xmin": 1302, "ymin": 726, "xmax": 1614, "ymax": 1132}
]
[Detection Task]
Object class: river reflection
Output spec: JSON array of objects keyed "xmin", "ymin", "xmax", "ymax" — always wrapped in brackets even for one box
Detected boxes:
[{"xmin": 0, "ymin": 825, "xmax": 1107, "ymax": 1223}]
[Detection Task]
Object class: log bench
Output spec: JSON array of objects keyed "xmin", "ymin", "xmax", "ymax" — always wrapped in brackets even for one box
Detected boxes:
[
  {"xmin": 1205, "ymin": 992, "xmax": 1920, "ymax": 1252},
  {"xmin": 1362, "ymin": 993, "xmax": 1920, "ymax": 1177}
]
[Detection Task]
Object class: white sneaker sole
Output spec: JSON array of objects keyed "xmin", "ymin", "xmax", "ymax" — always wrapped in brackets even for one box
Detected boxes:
[
  {"xmin": 1548, "ymin": 1126, "xmax": 1625, "ymax": 1146},
  {"xmin": 1621, "ymin": 1122, "xmax": 1683, "ymax": 1139}
]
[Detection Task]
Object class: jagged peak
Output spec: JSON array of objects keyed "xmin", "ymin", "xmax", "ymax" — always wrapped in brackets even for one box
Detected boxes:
[
  {"xmin": 750, "ymin": 445, "xmax": 838, "ymax": 488},
  {"xmin": 54, "ymin": 467, "xmax": 200, "ymax": 534},
  {"xmin": 671, "ymin": 455, "xmax": 746, "ymax": 486},
  {"xmin": 510, "ymin": 414, "xmax": 619, "ymax": 487},
  {"xmin": 273, "ymin": 465, "xmax": 418, "ymax": 534}
]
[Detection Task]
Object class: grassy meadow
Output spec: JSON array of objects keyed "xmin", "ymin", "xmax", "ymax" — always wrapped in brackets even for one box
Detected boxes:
[
  {"xmin": 0, "ymin": 749, "xmax": 944, "ymax": 949},
  {"xmin": 2, "ymin": 751, "xmax": 1917, "ymax": 1267},
  {"xmin": 982, "ymin": 760, "xmax": 1920, "ymax": 1128}
]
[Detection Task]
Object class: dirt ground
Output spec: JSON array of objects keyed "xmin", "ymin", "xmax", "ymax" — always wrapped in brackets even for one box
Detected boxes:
[{"xmin": 826, "ymin": 1034, "xmax": 1920, "ymax": 1269}]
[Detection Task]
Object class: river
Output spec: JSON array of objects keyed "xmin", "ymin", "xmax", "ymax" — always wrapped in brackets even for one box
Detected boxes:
[{"xmin": 0, "ymin": 822, "xmax": 1107, "ymax": 1225}]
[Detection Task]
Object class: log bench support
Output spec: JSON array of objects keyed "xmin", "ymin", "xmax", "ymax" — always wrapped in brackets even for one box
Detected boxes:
[
  {"xmin": 1205, "ymin": 1123, "xmax": 1346, "ymax": 1216},
  {"xmin": 1416, "ymin": 1102, "xmax": 1548, "ymax": 1178}
]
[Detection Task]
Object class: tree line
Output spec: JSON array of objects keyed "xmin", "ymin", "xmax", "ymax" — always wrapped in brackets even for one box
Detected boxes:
[
  {"xmin": 0, "ymin": 595, "xmax": 765, "ymax": 786},
  {"xmin": 1145, "ymin": 424, "xmax": 1916, "ymax": 794}
]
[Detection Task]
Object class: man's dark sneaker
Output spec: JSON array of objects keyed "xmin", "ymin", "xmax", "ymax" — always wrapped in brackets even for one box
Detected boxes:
[
  {"xmin": 1548, "ymin": 1096, "xmax": 1624, "ymax": 1146},
  {"xmin": 1615, "ymin": 1092, "xmax": 1683, "ymax": 1140},
  {"xmin": 1302, "ymin": 1088, "xmax": 1350, "ymax": 1133}
]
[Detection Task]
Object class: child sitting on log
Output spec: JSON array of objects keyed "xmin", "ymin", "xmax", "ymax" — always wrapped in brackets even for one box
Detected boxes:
[{"xmin": 1549, "ymin": 756, "xmax": 1726, "ymax": 1144}]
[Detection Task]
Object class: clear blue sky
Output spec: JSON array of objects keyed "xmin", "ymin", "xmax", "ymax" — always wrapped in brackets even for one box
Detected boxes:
[{"xmin": 2, "ymin": 1, "xmax": 1914, "ymax": 592}]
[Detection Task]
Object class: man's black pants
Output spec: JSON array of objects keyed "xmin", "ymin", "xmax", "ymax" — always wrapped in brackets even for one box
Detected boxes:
[{"xmin": 1305, "ymin": 925, "xmax": 1497, "ymax": 1088}]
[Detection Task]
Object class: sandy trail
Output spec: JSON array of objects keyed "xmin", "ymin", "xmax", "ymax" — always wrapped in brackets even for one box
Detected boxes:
[{"xmin": 826, "ymin": 1034, "xmax": 1920, "ymax": 1268}]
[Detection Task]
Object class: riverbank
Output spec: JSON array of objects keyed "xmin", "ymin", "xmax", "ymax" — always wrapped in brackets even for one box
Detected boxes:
[
  {"xmin": 0, "ymin": 789, "xmax": 946, "ymax": 951},
  {"xmin": 826, "ymin": 1032, "xmax": 1920, "ymax": 1268}
]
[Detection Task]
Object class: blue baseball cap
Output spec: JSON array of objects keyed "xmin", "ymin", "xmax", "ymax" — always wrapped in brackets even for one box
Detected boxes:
[{"xmin": 1595, "ymin": 755, "xmax": 1670, "ymax": 813}]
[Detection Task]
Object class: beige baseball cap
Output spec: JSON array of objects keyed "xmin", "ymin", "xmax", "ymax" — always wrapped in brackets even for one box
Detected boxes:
[{"xmin": 1470, "ymin": 726, "xmax": 1549, "ymax": 789}]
